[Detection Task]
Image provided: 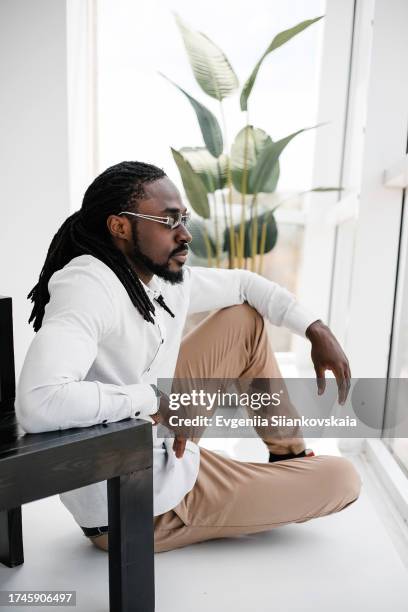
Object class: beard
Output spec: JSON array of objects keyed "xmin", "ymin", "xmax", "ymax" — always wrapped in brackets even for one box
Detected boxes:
[{"xmin": 129, "ymin": 224, "xmax": 185, "ymax": 284}]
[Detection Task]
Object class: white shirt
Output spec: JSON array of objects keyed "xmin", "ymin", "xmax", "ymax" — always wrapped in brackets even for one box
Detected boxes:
[{"xmin": 16, "ymin": 254, "xmax": 318, "ymax": 527}]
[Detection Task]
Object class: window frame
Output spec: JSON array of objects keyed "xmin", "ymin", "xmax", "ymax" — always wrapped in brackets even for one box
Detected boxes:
[{"xmin": 298, "ymin": 0, "xmax": 408, "ymax": 481}]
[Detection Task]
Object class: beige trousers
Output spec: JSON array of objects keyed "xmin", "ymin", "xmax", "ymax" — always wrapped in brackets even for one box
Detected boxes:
[
  {"xmin": 153, "ymin": 304, "xmax": 361, "ymax": 553},
  {"xmin": 91, "ymin": 304, "xmax": 361, "ymax": 553}
]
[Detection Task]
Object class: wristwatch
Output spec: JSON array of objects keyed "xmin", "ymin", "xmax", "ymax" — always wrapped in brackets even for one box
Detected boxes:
[{"xmin": 150, "ymin": 384, "xmax": 162, "ymax": 410}]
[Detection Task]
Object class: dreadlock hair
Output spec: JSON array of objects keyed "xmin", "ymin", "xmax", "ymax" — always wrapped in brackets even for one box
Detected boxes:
[{"xmin": 28, "ymin": 161, "xmax": 168, "ymax": 332}]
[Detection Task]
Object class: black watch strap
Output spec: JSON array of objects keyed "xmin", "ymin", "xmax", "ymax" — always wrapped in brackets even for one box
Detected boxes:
[{"xmin": 80, "ymin": 525, "xmax": 109, "ymax": 537}]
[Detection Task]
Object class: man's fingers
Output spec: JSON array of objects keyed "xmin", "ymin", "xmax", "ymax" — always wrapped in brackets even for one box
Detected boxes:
[
  {"xmin": 174, "ymin": 439, "xmax": 186, "ymax": 459},
  {"xmin": 314, "ymin": 366, "xmax": 326, "ymax": 395},
  {"xmin": 334, "ymin": 368, "xmax": 350, "ymax": 405},
  {"xmin": 315, "ymin": 363, "xmax": 351, "ymax": 405},
  {"xmin": 173, "ymin": 436, "xmax": 187, "ymax": 459},
  {"xmin": 345, "ymin": 366, "xmax": 351, "ymax": 394}
]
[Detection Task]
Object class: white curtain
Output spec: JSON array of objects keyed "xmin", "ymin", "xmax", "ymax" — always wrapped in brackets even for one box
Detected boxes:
[{"xmin": 66, "ymin": 0, "xmax": 99, "ymax": 212}]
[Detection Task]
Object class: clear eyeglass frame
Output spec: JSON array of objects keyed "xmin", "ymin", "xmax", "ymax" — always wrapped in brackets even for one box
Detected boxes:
[{"xmin": 118, "ymin": 210, "xmax": 191, "ymax": 230}]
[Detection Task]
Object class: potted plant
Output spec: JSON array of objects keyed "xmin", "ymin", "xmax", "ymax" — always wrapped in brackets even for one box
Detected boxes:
[{"xmin": 161, "ymin": 13, "xmax": 338, "ymax": 274}]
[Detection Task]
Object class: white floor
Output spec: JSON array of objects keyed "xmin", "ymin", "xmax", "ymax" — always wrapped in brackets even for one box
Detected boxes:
[{"xmin": 1, "ymin": 437, "xmax": 408, "ymax": 612}]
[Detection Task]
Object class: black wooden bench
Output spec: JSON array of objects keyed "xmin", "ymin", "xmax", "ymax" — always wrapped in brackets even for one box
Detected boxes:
[{"xmin": 0, "ymin": 296, "xmax": 155, "ymax": 611}]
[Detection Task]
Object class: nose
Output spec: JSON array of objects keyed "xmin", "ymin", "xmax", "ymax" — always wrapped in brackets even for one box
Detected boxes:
[{"xmin": 175, "ymin": 223, "xmax": 192, "ymax": 243}]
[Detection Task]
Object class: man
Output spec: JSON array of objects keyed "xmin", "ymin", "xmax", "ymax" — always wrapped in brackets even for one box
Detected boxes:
[{"xmin": 16, "ymin": 161, "xmax": 361, "ymax": 554}]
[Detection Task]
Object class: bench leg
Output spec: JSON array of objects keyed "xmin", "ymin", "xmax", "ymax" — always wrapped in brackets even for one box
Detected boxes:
[
  {"xmin": 0, "ymin": 507, "xmax": 24, "ymax": 567},
  {"xmin": 107, "ymin": 467, "xmax": 155, "ymax": 612}
]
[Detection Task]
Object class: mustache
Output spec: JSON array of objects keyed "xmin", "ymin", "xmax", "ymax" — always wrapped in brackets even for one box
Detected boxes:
[{"xmin": 171, "ymin": 245, "xmax": 189, "ymax": 256}]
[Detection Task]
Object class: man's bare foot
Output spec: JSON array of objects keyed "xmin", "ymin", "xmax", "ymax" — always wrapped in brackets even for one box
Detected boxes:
[{"xmin": 89, "ymin": 533, "xmax": 108, "ymax": 551}]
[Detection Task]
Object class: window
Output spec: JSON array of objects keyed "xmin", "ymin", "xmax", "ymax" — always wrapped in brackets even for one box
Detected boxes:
[
  {"xmin": 321, "ymin": 0, "xmax": 408, "ymax": 483},
  {"xmin": 96, "ymin": 0, "xmax": 326, "ymax": 350}
]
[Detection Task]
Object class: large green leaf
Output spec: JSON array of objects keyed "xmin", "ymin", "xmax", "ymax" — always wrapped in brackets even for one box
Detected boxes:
[
  {"xmin": 309, "ymin": 187, "xmax": 344, "ymax": 192},
  {"xmin": 171, "ymin": 148, "xmax": 210, "ymax": 218},
  {"xmin": 159, "ymin": 73, "xmax": 223, "ymax": 157},
  {"xmin": 230, "ymin": 126, "xmax": 279, "ymax": 194},
  {"xmin": 188, "ymin": 217, "xmax": 216, "ymax": 259},
  {"xmin": 175, "ymin": 13, "xmax": 239, "ymax": 101},
  {"xmin": 223, "ymin": 211, "xmax": 278, "ymax": 257},
  {"xmin": 179, "ymin": 147, "xmax": 227, "ymax": 193},
  {"xmin": 240, "ymin": 16, "xmax": 324, "ymax": 111},
  {"xmin": 250, "ymin": 126, "xmax": 316, "ymax": 194}
]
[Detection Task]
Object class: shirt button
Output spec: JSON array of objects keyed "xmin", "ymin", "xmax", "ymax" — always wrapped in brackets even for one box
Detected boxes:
[{"xmin": 135, "ymin": 411, "xmax": 140, "ymax": 417}]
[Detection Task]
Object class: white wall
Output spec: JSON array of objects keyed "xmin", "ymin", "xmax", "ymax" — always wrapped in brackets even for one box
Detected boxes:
[{"xmin": 0, "ymin": 0, "xmax": 71, "ymax": 377}]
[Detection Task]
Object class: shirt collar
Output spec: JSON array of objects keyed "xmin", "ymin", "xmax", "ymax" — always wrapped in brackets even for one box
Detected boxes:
[{"xmin": 140, "ymin": 275, "xmax": 162, "ymax": 300}]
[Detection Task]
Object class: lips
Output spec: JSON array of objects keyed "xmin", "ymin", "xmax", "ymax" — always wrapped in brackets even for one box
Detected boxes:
[{"xmin": 171, "ymin": 250, "xmax": 188, "ymax": 263}]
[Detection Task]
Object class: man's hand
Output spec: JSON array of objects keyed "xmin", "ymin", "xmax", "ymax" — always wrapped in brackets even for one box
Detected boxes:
[
  {"xmin": 306, "ymin": 320, "xmax": 351, "ymax": 405},
  {"xmin": 151, "ymin": 394, "xmax": 187, "ymax": 459}
]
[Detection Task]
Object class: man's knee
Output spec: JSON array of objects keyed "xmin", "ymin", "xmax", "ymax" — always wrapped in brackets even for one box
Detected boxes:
[
  {"xmin": 317, "ymin": 455, "xmax": 362, "ymax": 511},
  {"xmin": 220, "ymin": 303, "xmax": 264, "ymax": 337}
]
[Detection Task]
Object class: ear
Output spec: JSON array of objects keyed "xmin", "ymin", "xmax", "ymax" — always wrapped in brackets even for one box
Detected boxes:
[{"xmin": 106, "ymin": 214, "xmax": 132, "ymax": 241}]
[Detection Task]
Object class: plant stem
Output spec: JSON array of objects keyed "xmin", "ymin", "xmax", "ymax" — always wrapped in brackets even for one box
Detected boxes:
[
  {"xmin": 220, "ymin": 99, "xmax": 235, "ymax": 268},
  {"xmin": 216, "ymin": 159, "xmax": 229, "ymax": 266},
  {"xmin": 203, "ymin": 224, "xmax": 214, "ymax": 268},
  {"xmin": 212, "ymin": 193, "xmax": 221, "ymax": 267},
  {"xmin": 239, "ymin": 114, "xmax": 250, "ymax": 267},
  {"xmin": 250, "ymin": 193, "xmax": 258, "ymax": 271},
  {"xmin": 258, "ymin": 219, "xmax": 268, "ymax": 274},
  {"xmin": 216, "ymin": 160, "xmax": 228, "ymax": 224},
  {"xmin": 234, "ymin": 231, "xmax": 240, "ymax": 267}
]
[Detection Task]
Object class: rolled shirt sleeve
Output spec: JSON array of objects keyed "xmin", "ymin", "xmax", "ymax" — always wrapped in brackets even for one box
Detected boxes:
[
  {"xmin": 16, "ymin": 265, "xmax": 158, "ymax": 434},
  {"xmin": 187, "ymin": 266, "xmax": 319, "ymax": 337}
]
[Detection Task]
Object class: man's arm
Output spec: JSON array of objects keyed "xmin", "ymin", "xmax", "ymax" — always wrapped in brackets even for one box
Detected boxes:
[
  {"xmin": 186, "ymin": 266, "xmax": 351, "ymax": 404},
  {"xmin": 16, "ymin": 265, "xmax": 158, "ymax": 433},
  {"xmin": 186, "ymin": 266, "xmax": 319, "ymax": 337}
]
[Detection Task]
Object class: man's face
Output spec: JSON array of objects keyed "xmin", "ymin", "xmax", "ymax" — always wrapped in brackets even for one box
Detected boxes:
[{"xmin": 124, "ymin": 177, "xmax": 192, "ymax": 284}]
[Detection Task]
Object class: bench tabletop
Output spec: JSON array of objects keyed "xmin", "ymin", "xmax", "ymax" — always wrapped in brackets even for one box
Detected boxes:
[
  {"xmin": 0, "ymin": 407, "xmax": 153, "ymax": 509},
  {"xmin": 0, "ymin": 406, "xmax": 151, "ymax": 460}
]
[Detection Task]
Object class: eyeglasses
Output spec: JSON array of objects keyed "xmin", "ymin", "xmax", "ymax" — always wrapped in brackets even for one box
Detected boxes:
[{"xmin": 118, "ymin": 211, "xmax": 191, "ymax": 230}]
